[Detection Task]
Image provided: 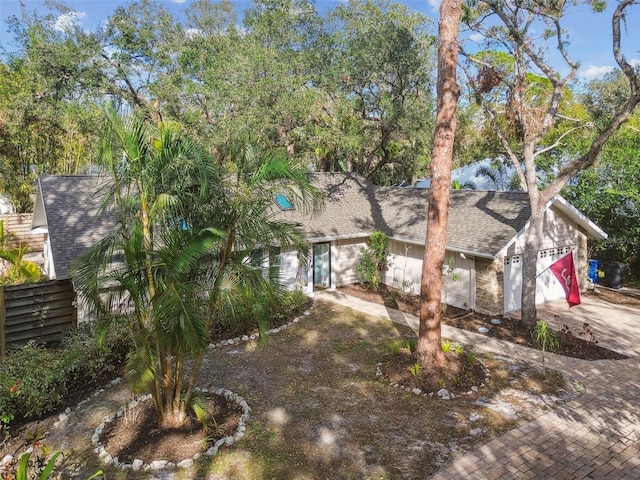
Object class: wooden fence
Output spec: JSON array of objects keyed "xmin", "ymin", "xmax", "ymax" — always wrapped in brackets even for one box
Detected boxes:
[
  {"xmin": 0, "ymin": 280, "xmax": 77, "ymax": 359},
  {"xmin": 1, "ymin": 213, "xmax": 44, "ymax": 252}
]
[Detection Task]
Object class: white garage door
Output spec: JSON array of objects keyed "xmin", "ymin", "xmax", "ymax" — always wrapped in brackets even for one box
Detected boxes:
[{"xmin": 504, "ymin": 246, "xmax": 574, "ymax": 313}]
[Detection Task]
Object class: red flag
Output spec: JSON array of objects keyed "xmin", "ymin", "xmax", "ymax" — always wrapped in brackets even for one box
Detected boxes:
[{"xmin": 549, "ymin": 252, "xmax": 581, "ymax": 307}]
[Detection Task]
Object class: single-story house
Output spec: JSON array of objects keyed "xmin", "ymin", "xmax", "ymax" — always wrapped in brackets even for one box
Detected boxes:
[{"xmin": 32, "ymin": 173, "xmax": 607, "ymax": 316}]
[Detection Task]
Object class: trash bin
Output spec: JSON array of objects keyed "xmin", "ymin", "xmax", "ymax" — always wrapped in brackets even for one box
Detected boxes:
[
  {"xmin": 588, "ymin": 259, "xmax": 600, "ymax": 284},
  {"xmin": 599, "ymin": 261, "xmax": 626, "ymax": 289}
]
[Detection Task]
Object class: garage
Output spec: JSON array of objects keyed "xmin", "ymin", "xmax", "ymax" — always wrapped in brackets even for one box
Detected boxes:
[{"xmin": 503, "ymin": 246, "xmax": 575, "ymax": 313}]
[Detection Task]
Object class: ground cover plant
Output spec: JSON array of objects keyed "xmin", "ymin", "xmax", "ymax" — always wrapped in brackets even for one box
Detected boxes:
[{"xmin": 0, "ymin": 301, "xmax": 578, "ymax": 479}]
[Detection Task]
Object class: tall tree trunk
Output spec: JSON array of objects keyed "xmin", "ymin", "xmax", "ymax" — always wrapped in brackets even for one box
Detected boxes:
[
  {"xmin": 520, "ymin": 190, "xmax": 545, "ymax": 326},
  {"xmin": 416, "ymin": 0, "xmax": 461, "ymax": 367}
]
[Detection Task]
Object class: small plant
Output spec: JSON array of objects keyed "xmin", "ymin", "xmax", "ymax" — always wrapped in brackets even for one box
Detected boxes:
[
  {"xmin": 452, "ymin": 343, "xmax": 465, "ymax": 355},
  {"xmin": 0, "ymin": 412, "xmax": 13, "ymax": 448},
  {"xmin": 441, "ymin": 340, "xmax": 452, "ymax": 353},
  {"xmin": 403, "ymin": 338, "xmax": 417, "ymax": 353},
  {"xmin": 386, "ymin": 340, "xmax": 403, "ymax": 355},
  {"xmin": 581, "ymin": 322, "xmax": 599, "ymax": 346},
  {"xmin": 531, "ymin": 320, "xmax": 560, "ymax": 375},
  {"xmin": 15, "ymin": 448, "xmax": 61, "ymax": 480},
  {"xmin": 409, "ymin": 362, "xmax": 421, "ymax": 377},
  {"xmin": 437, "ymin": 378, "xmax": 445, "ymax": 388},
  {"xmin": 466, "ymin": 352, "xmax": 477, "ymax": 364},
  {"xmin": 560, "ymin": 324, "xmax": 573, "ymax": 337}
]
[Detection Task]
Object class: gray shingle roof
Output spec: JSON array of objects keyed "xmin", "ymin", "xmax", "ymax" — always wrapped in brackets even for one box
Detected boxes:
[
  {"xmin": 33, "ymin": 173, "xmax": 550, "ymax": 278},
  {"xmin": 278, "ymin": 172, "xmax": 531, "ymax": 257},
  {"xmin": 35, "ymin": 175, "xmax": 117, "ymax": 279}
]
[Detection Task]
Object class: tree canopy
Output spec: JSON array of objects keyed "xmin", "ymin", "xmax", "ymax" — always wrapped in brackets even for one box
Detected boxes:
[{"xmin": 0, "ymin": 0, "xmax": 437, "ymax": 212}]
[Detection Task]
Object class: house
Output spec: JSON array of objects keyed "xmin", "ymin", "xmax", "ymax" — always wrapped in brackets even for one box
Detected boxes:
[
  {"xmin": 31, "ymin": 175, "xmax": 117, "ymax": 280},
  {"xmin": 32, "ymin": 173, "xmax": 607, "ymax": 316}
]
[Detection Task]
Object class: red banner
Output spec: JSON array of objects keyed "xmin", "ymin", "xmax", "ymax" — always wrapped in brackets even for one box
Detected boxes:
[{"xmin": 549, "ymin": 252, "xmax": 581, "ymax": 307}]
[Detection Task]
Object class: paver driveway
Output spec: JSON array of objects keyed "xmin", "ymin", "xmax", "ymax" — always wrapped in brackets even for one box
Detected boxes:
[{"xmin": 316, "ymin": 291, "xmax": 640, "ymax": 479}]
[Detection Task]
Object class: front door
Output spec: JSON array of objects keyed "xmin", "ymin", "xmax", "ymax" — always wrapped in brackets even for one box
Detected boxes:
[{"xmin": 313, "ymin": 243, "xmax": 331, "ymax": 289}]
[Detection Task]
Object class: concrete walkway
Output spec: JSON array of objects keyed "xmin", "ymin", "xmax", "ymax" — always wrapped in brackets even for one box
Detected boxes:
[{"xmin": 315, "ymin": 290, "xmax": 640, "ymax": 479}]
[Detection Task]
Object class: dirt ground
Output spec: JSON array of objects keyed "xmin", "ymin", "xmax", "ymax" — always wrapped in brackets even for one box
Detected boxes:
[
  {"xmin": 0, "ymin": 300, "xmax": 584, "ymax": 479},
  {"xmin": 337, "ymin": 284, "xmax": 632, "ymax": 360}
]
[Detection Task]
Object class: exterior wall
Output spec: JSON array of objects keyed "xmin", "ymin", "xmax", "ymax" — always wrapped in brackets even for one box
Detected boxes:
[
  {"xmin": 509, "ymin": 207, "xmax": 576, "ymax": 254},
  {"xmin": 43, "ymin": 234, "xmax": 56, "ymax": 279},
  {"xmin": 386, "ymin": 240, "xmax": 423, "ymax": 294},
  {"xmin": 475, "ymin": 257, "xmax": 504, "ymax": 315},
  {"xmin": 333, "ymin": 238, "xmax": 367, "ymax": 287},
  {"xmin": 385, "ymin": 239, "xmax": 476, "ymax": 310},
  {"xmin": 507, "ymin": 206, "xmax": 589, "ymax": 290},
  {"xmin": 1, "ymin": 214, "xmax": 44, "ymax": 252},
  {"xmin": 443, "ymin": 252, "xmax": 476, "ymax": 310},
  {"xmin": 576, "ymin": 230, "xmax": 589, "ymax": 291},
  {"xmin": 278, "ymin": 246, "xmax": 300, "ymax": 288}
]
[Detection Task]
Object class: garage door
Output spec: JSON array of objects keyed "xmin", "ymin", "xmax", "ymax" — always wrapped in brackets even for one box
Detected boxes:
[{"xmin": 504, "ymin": 246, "xmax": 574, "ymax": 313}]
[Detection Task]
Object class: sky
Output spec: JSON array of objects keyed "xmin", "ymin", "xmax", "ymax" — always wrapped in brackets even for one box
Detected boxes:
[{"xmin": 0, "ymin": 0, "xmax": 638, "ymax": 81}]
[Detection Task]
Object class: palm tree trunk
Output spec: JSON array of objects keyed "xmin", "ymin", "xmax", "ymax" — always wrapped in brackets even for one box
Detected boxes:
[
  {"xmin": 174, "ymin": 353, "xmax": 185, "ymax": 411},
  {"xmin": 182, "ymin": 355, "xmax": 202, "ymax": 417}
]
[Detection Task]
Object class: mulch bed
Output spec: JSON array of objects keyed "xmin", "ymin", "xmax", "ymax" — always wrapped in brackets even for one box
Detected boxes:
[
  {"xmin": 337, "ymin": 284, "xmax": 629, "ymax": 361},
  {"xmin": 103, "ymin": 393, "xmax": 242, "ymax": 465},
  {"xmin": 379, "ymin": 346, "xmax": 487, "ymax": 394}
]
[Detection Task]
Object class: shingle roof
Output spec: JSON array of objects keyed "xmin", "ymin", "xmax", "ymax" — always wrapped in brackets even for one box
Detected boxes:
[
  {"xmin": 35, "ymin": 172, "xmax": 588, "ymax": 278},
  {"xmin": 34, "ymin": 175, "xmax": 117, "ymax": 279},
  {"xmin": 278, "ymin": 172, "xmax": 531, "ymax": 257}
]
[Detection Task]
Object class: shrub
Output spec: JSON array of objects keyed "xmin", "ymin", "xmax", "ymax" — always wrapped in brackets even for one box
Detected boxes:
[
  {"xmin": 355, "ymin": 231, "xmax": 389, "ymax": 289},
  {"xmin": 211, "ymin": 286, "xmax": 310, "ymax": 341},
  {"xmin": 0, "ymin": 321, "xmax": 131, "ymax": 426}
]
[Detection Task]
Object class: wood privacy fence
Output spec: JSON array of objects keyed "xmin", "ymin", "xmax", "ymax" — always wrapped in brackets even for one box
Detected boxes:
[
  {"xmin": 0, "ymin": 213, "xmax": 44, "ymax": 252},
  {"xmin": 0, "ymin": 280, "xmax": 77, "ymax": 359}
]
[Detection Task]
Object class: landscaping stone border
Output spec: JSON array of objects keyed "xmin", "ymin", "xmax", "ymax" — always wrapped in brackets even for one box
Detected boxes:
[
  {"xmin": 91, "ymin": 299, "xmax": 317, "ymax": 473},
  {"xmin": 92, "ymin": 389, "xmax": 251, "ymax": 472}
]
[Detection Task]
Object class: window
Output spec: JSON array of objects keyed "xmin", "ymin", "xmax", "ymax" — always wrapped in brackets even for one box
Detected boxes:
[{"xmin": 275, "ymin": 193, "xmax": 293, "ymax": 210}]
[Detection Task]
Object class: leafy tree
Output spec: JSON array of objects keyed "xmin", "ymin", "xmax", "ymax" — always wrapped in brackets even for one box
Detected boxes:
[
  {"xmin": 72, "ymin": 106, "xmax": 321, "ymax": 427},
  {"xmin": 312, "ymin": 0, "xmax": 437, "ymax": 184},
  {"xmin": 0, "ymin": 8, "xmax": 102, "ymax": 211},
  {"xmin": 461, "ymin": 0, "xmax": 640, "ymax": 325},
  {"xmin": 564, "ymin": 72, "xmax": 640, "ymax": 280},
  {"xmin": 0, "ymin": 220, "xmax": 41, "ymax": 285},
  {"xmin": 417, "ymin": 0, "xmax": 462, "ymax": 367},
  {"xmin": 72, "ymin": 105, "xmax": 217, "ymax": 426}
]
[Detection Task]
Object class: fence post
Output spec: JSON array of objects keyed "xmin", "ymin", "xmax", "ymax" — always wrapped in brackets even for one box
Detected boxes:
[{"xmin": 0, "ymin": 286, "xmax": 5, "ymax": 362}]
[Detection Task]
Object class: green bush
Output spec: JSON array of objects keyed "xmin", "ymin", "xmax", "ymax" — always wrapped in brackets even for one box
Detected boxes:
[
  {"xmin": 0, "ymin": 343, "xmax": 67, "ymax": 419},
  {"xmin": 211, "ymin": 286, "xmax": 310, "ymax": 341},
  {"xmin": 355, "ymin": 231, "xmax": 389, "ymax": 289},
  {"xmin": 0, "ymin": 321, "xmax": 131, "ymax": 425}
]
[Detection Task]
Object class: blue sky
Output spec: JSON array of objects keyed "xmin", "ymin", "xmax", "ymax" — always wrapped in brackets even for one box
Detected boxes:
[{"xmin": 0, "ymin": 0, "xmax": 638, "ymax": 80}]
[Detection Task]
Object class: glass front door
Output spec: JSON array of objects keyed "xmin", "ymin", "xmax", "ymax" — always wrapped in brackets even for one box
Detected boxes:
[{"xmin": 313, "ymin": 243, "xmax": 331, "ymax": 289}]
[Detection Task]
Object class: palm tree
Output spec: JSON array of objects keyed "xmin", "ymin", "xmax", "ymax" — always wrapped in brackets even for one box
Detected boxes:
[
  {"xmin": 72, "ymin": 106, "xmax": 321, "ymax": 427},
  {"xmin": 0, "ymin": 220, "xmax": 41, "ymax": 284}
]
